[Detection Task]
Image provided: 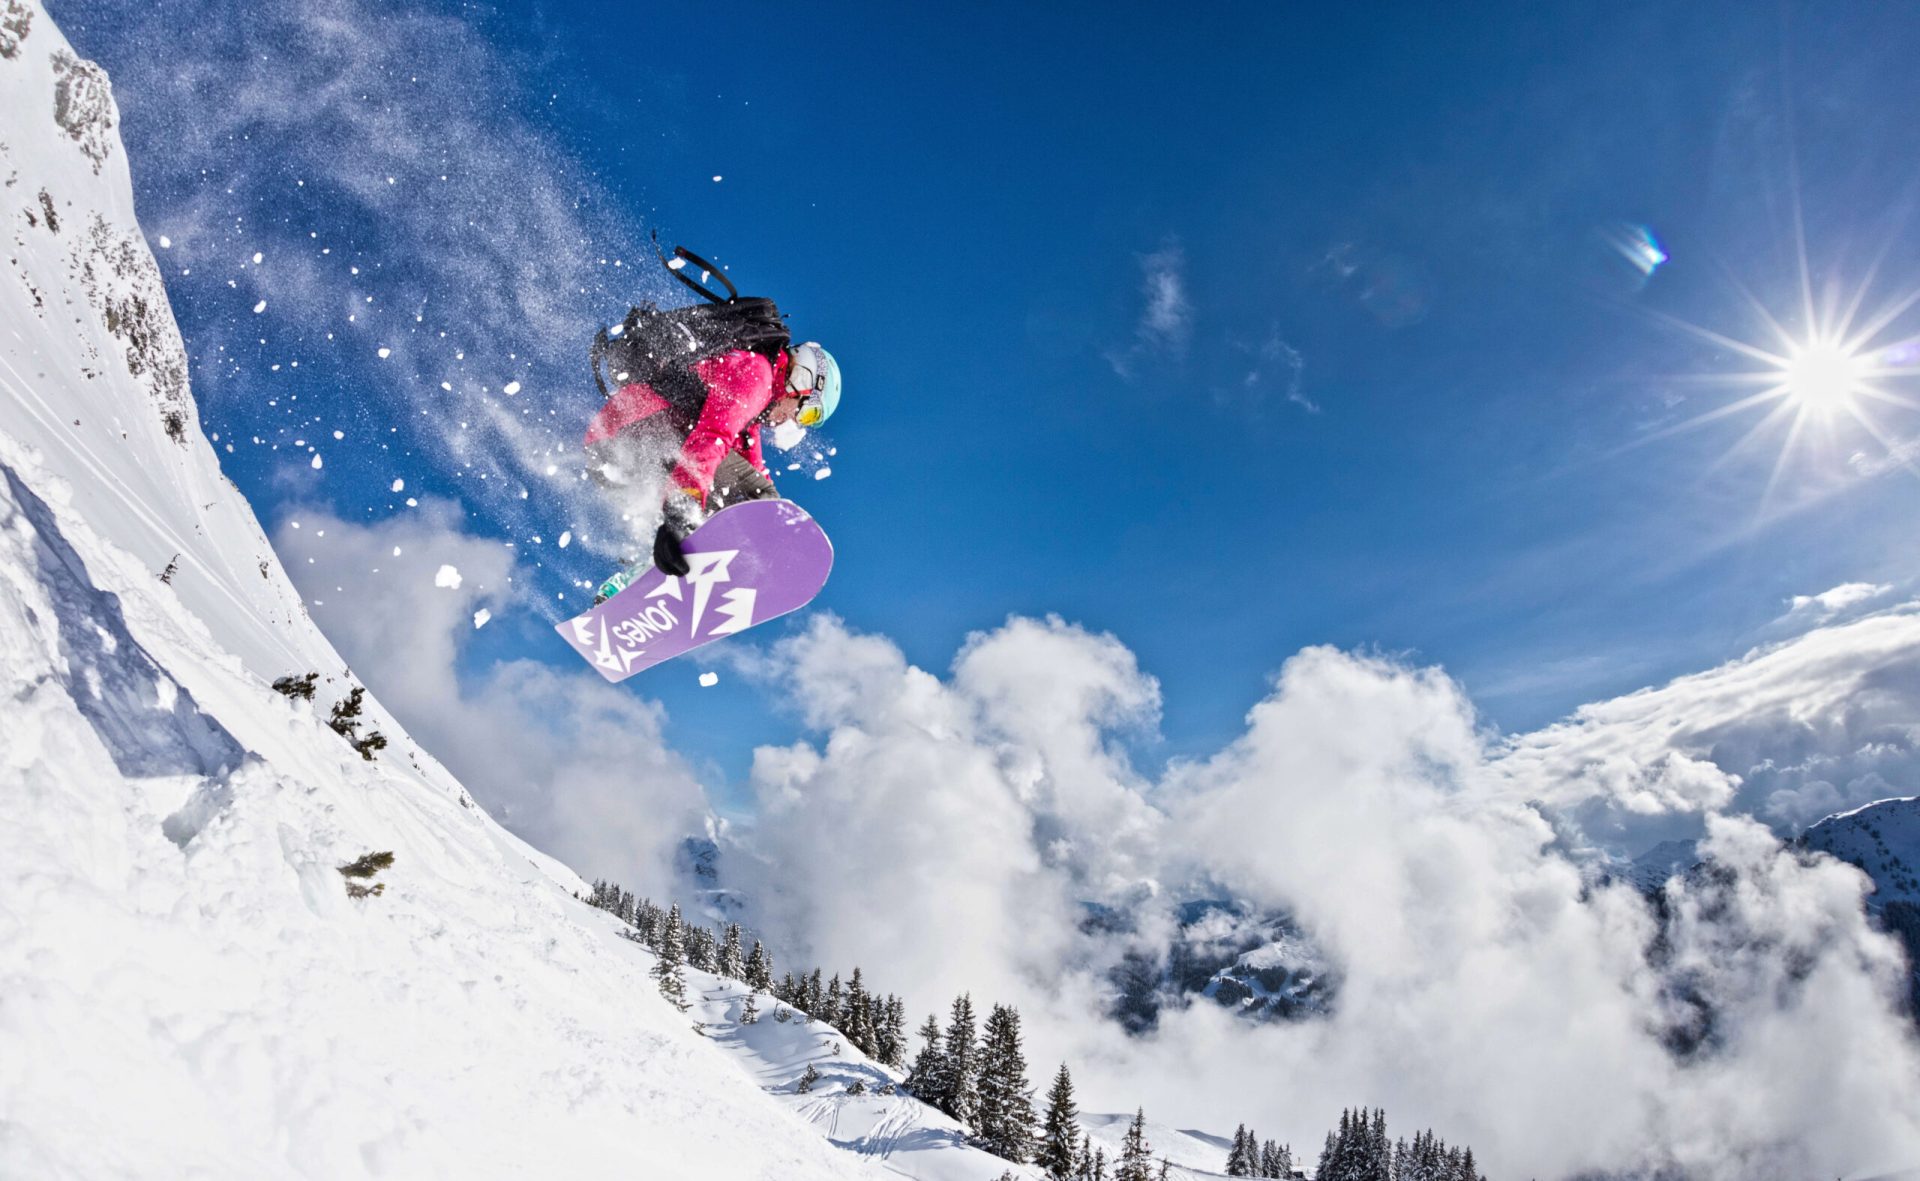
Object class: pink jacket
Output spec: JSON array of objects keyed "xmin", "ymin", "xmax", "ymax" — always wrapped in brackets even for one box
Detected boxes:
[{"xmin": 583, "ymin": 349, "xmax": 790, "ymax": 503}]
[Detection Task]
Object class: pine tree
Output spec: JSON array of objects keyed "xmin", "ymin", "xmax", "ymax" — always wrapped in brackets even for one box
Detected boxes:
[
  {"xmin": 720, "ymin": 922, "xmax": 746, "ymax": 980},
  {"xmin": 805, "ymin": 968, "xmax": 824, "ymax": 1018},
  {"xmin": 652, "ymin": 903, "xmax": 689, "ymax": 1010},
  {"xmin": 938, "ymin": 993, "xmax": 980, "ymax": 1130},
  {"xmin": 826, "ymin": 973, "xmax": 844, "ymax": 1027},
  {"xmin": 1037, "ymin": 1063, "xmax": 1081, "ymax": 1181},
  {"xmin": 1458, "ymin": 1147, "xmax": 1477, "ymax": 1181},
  {"xmin": 975, "ymin": 1004, "xmax": 1037, "ymax": 1162},
  {"xmin": 878, "ymin": 995, "xmax": 908, "ymax": 1067},
  {"xmin": 746, "ymin": 941, "xmax": 774, "ymax": 991},
  {"xmin": 904, "ymin": 1013, "xmax": 946, "ymax": 1100},
  {"xmin": 327, "ymin": 686, "xmax": 365, "ymax": 738},
  {"xmin": 1116, "ymin": 1108, "xmax": 1153, "ymax": 1181},
  {"xmin": 1228, "ymin": 1124, "xmax": 1254, "ymax": 1176},
  {"xmin": 1370, "ymin": 1108, "xmax": 1391, "ymax": 1181},
  {"xmin": 684, "ymin": 924, "xmax": 716, "ymax": 972},
  {"xmin": 846, "ymin": 968, "xmax": 877, "ymax": 1056},
  {"xmin": 796, "ymin": 1063, "xmax": 821, "ymax": 1093},
  {"xmin": 740, "ymin": 991, "xmax": 760, "ymax": 1024},
  {"xmin": 1077, "ymin": 1131, "xmax": 1096, "ymax": 1180},
  {"xmin": 1091, "ymin": 1146, "xmax": 1108, "ymax": 1181}
]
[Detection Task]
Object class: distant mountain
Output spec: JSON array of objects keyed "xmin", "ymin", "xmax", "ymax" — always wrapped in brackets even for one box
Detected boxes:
[
  {"xmin": 1622, "ymin": 838, "xmax": 1701, "ymax": 893},
  {"xmin": 1801, "ymin": 796, "xmax": 1920, "ymax": 909},
  {"xmin": 1100, "ymin": 899, "xmax": 1334, "ymax": 1032},
  {"xmin": 1800, "ymin": 797, "xmax": 1920, "ymax": 1016}
]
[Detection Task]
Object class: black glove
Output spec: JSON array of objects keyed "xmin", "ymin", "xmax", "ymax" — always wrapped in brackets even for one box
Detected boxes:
[{"xmin": 652, "ymin": 522, "xmax": 691, "ymax": 577}]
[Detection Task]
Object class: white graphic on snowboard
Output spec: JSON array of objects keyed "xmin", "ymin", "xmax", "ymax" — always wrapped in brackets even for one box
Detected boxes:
[{"xmin": 571, "ymin": 548, "xmax": 758, "ymax": 673}]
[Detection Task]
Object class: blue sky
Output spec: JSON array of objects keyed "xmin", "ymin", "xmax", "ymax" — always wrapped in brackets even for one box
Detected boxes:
[{"xmin": 56, "ymin": 0, "xmax": 1920, "ymax": 805}]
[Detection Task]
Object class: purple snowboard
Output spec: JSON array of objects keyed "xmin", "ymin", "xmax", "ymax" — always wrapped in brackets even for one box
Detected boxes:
[{"xmin": 556, "ymin": 499, "xmax": 833, "ymax": 682}]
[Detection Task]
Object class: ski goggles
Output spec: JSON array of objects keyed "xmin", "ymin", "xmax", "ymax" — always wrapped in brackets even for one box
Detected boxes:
[{"xmin": 794, "ymin": 394, "xmax": 827, "ymax": 428}]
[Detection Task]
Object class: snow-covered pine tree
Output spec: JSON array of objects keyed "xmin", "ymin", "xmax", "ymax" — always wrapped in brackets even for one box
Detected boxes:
[
  {"xmin": 904, "ymin": 1012, "xmax": 946, "ymax": 1100},
  {"xmin": 877, "ymin": 994, "xmax": 907, "ymax": 1066},
  {"xmin": 1370, "ymin": 1108, "xmax": 1391, "ymax": 1181},
  {"xmin": 776, "ymin": 971, "xmax": 796, "ymax": 1004},
  {"xmin": 1091, "ymin": 1146, "xmax": 1108, "ymax": 1181},
  {"xmin": 974, "ymin": 1004, "xmax": 1036, "ymax": 1162},
  {"xmin": 1412, "ymin": 1130, "xmax": 1438, "ymax": 1181},
  {"xmin": 845, "ymin": 967, "xmax": 876, "ymax": 1055},
  {"xmin": 796, "ymin": 1062, "xmax": 821, "ymax": 1093},
  {"xmin": 1227, "ymin": 1124, "xmax": 1253, "ymax": 1175},
  {"xmin": 938, "ymin": 993, "xmax": 980, "ymax": 1130},
  {"xmin": 1076, "ymin": 1132, "xmax": 1095, "ymax": 1180},
  {"xmin": 1157, "ymin": 1159, "xmax": 1172, "ymax": 1181},
  {"xmin": 685, "ymin": 924, "xmax": 717, "ymax": 972},
  {"xmin": 720, "ymin": 922, "xmax": 746, "ymax": 980},
  {"xmin": 327, "ymin": 686, "xmax": 365, "ymax": 739},
  {"xmin": 1036, "ymin": 1062, "xmax": 1080, "ymax": 1181},
  {"xmin": 746, "ymin": 941, "xmax": 774, "ymax": 991},
  {"xmin": 805, "ymin": 968, "xmax": 824, "ymax": 1018},
  {"xmin": 826, "ymin": 973, "xmax": 844, "ymax": 1027},
  {"xmin": 845, "ymin": 966, "xmax": 866, "ymax": 1016},
  {"xmin": 1458, "ymin": 1147, "xmax": 1478, "ymax": 1181},
  {"xmin": 652, "ymin": 903, "xmax": 689, "ymax": 1011},
  {"xmin": 740, "ymin": 991, "xmax": 759, "ymax": 1024},
  {"xmin": 1318, "ymin": 1129, "xmax": 1337, "ymax": 1181},
  {"xmin": 1116, "ymin": 1108, "xmax": 1153, "ymax": 1181}
]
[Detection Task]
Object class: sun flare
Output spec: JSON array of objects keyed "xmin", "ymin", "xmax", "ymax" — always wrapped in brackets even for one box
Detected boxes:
[
  {"xmin": 1781, "ymin": 339, "xmax": 1867, "ymax": 414},
  {"xmin": 1631, "ymin": 260, "xmax": 1920, "ymax": 500}
]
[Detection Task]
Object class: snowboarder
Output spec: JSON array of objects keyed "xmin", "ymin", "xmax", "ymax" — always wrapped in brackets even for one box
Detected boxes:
[{"xmin": 583, "ymin": 244, "xmax": 841, "ymax": 601}]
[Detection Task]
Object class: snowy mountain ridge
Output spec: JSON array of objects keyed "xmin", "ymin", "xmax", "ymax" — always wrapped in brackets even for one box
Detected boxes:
[
  {"xmin": 0, "ymin": 7, "xmax": 1050, "ymax": 1177},
  {"xmin": 1800, "ymin": 794, "xmax": 1920, "ymax": 909}
]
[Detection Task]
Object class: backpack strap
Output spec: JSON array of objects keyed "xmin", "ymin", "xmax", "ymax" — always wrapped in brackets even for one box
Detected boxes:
[{"xmin": 654, "ymin": 233, "xmax": 740, "ymax": 304}]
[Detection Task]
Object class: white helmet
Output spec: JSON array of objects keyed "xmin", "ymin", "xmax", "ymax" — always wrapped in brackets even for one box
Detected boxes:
[{"xmin": 786, "ymin": 341, "xmax": 842, "ymax": 427}]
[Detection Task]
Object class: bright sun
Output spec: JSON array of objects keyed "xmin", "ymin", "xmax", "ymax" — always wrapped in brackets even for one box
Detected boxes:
[
  {"xmin": 1780, "ymin": 339, "xmax": 1867, "ymax": 414},
  {"xmin": 1633, "ymin": 265, "xmax": 1920, "ymax": 500}
]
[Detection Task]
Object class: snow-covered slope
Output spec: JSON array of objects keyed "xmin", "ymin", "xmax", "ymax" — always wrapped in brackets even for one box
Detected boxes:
[
  {"xmin": 0, "ymin": 8, "xmax": 940, "ymax": 1178},
  {"xmin": 1803, "ymin": 797, "xmax": 1920, "ymax": 909},
  {"xmin": 1620, "ymin": 838, "xmax": 1702, "ymax": 894},
  {"xmin": 1079, "ymin": 1112, "xmax": 1234, "ymax": 1178}
]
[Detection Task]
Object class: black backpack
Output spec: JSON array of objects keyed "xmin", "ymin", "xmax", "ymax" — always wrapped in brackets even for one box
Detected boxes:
[{"xmin": 589, "ymin": 243, "xmax": 791, "ymax": 414}]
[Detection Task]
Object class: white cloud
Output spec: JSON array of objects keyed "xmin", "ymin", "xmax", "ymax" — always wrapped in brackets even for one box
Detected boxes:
[
  {"xmin": 1238, "ymin": 331, "xmax": 1318, "ymax": 414},
  {"xmin": 1496, "ymin": 598, "xmax": 1920, "ymax": 835},
  {"xmin": 728, "ymin": 618, "xmax": 1920, "ymax": 1180},
  {"xmin": 1782, "ymin": 580, "xmax": 1894, "ymax": 621},
  {"xmin": 273, "ymin": 501, "xmax": 708, "ymax": 899},
  {"xmin": 1107, "ymin": 240, "xmax": 1192, "ymax": 378}
]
